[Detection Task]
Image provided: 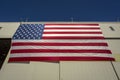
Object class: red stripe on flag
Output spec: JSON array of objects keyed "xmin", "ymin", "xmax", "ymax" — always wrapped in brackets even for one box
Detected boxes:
[
  {"xmin": 11, "ymin": 49, "xmax": 111, "ymax": 53},
  {"xmin": 9, "ymin": 57, "xmax": 115, "ymax": 62},
  {"xmin": 12, "ymin": 43, "xmax": 108, "ymax": 46},
  {"xmin": 45, "ymin": 24, "xmax": 99, "ymax": 26},
  {"xmin": 42, "ymin": 36, "xmax": 104, "ymax": 39},
  {"xmin": 43, "ymin": 32, "xmax": 102, "ymax": 34},
  {"xmin": 44, "ymin": 28, "xmax": 100, "ymax": 29}
]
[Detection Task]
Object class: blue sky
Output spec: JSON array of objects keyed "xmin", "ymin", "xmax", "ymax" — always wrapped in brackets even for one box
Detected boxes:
[{"xmin": 0, "ymin": 0, "xmax": 120, "ymax": 22}]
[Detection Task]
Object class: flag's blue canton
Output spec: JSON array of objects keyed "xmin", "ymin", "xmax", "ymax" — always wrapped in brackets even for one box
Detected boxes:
[{"xmin": 13, "ymin": 24, "xmax": 44, "ymax": 40}]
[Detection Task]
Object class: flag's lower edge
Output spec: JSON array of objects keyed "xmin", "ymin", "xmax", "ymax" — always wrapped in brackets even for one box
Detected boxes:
[{"xmin": 8, "ymin": 57, "xmax": 115, "ymax": 62}]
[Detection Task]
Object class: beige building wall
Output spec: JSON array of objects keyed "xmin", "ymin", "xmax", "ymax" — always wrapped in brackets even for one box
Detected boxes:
[{"xmin": 0, "ymin": 22, "xmax": 120, "ymax": 80}]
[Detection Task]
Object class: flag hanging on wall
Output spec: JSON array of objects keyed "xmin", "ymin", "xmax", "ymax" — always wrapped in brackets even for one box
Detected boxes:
[{"xmin": 9, "ymin": 24, "xmax": 115, "ymax": 62}]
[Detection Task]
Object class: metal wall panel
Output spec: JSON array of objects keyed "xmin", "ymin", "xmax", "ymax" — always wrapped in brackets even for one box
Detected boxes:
[
  {"xmin": 60, "ymin": 61, "xmax": 118, "ymax": 80},
  {"xmin": 0, "ymin": 22, "xmax": 20, "ymax": 38},
  {"xmin": 0, "ymin": 22, "xmax": 120, "ymax": 80},
  {"xmin": 113, "ymin": 62, "xmax": 120, "ymax": 79}
]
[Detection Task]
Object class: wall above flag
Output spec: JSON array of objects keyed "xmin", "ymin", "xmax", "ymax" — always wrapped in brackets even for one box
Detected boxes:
[{"xmin": 9, "ymin": 24, "xmax": 115, "ymax": 62}]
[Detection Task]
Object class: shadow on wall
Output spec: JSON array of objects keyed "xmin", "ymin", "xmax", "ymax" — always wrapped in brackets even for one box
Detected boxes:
[{"xmin": 0, "ymin": 38, "xmax": 11, "ymax": 69}]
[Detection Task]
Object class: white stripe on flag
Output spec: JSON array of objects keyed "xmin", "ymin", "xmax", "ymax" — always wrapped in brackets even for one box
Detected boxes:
[
  {"xmin": 44, "ymin": 29, "xmax": 101, "ymax": 32},
  {"xmin": 11, "ymin": 46, "xmax": 109, "ymax": 50},
  {"xmin": 10, "ymin": 53, "xmax": 113, "ymax": 58},
  {"xmin": 12, "ymin": 40, "xmax": 107, "ymax": 43},
  {"xmin": 43, "ymin": 34, "xmax": 103, "ymax": 37}
]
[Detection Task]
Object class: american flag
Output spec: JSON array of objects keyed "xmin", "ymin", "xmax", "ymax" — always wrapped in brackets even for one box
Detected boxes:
[{"xmin": 9, "ymin": 24, "xmax": 115, "ymax": 62}]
